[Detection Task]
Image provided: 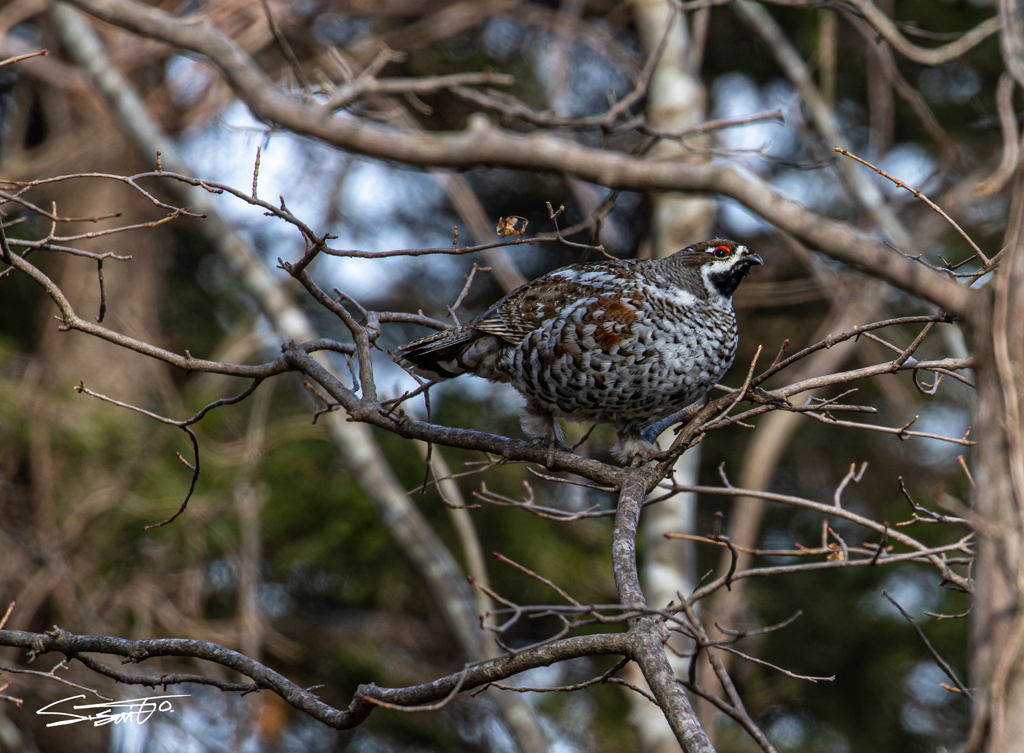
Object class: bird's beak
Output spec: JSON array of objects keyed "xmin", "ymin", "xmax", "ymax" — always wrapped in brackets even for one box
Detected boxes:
[{"xmin": 741, "ymin": 249, "xmax": 764, "ymax": 265}]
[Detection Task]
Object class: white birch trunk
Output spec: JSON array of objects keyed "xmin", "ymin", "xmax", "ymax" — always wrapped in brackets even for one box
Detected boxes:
[{"xmin": 626, "ymin": 2, "xmax": 714, "ymax": 749}]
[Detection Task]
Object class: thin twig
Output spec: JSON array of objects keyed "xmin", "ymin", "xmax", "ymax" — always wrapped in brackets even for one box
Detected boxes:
[
  {"xmin": 834, "ymin": 147, "xmax": 988, "ymax": 264},
  {"xmin": 716, "ymin": 646, "xmax": 834, "ymax": 683},
  {"xmin": 883, "ymin": 592, "xmax": 972, "ymax": 699},
  {"xmin": 0, "ymin": 661, "xmax": 112, "ymax": 701},
  {"xmin": 833, "ymin": 462, "xmax": 868, "ymax": 508},
  {"xmin": 257, "ymin": 0, "xmax": 310, "ymax": 91},
  {"xmin": 361, "ymin": 664, "xmax": 472, "ymax": 712},
  {"xmin": 709, "ymin": 345, "xmax": 762, "ymax": 426},
  {"xmin": 0, "ymin": 603, "xmax": 14, "ymax": 631},
  {"xmin": 251, "ymin": 146, "xmax": 262, "ymax": 199},
  {"xmin": 74, "ymin": 380, "xmax": 263, "ymax": 528},
  {"xmin": 94, "ymin": 260, "xmax": 106, "ymax": 323},
  {"xmin": 493, "ymin": 552, "xmax": 581, "ymax": 606},
  {"xmin": 0, "ymin": 49, "xmax": 49, "ymax": 67},
  {"xmin": 958, "ymin": 456, "xmax": 976, "ymax": 487}
]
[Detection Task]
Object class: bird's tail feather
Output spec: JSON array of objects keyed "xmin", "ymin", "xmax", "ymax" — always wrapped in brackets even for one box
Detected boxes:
[
  {"xmin": 395, "ymin": 328, "xmax": 476, "ymax": 381},
  {"xmin": 396, "ymin": 327, "xmax": 507, "ymax": 382}
]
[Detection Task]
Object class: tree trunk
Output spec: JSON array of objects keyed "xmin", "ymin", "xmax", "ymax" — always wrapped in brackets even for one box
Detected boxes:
[
  {"xmin": 969, "ymin": 231, "xmax": 1024, "ymax": 751},
  {"xmin": 626, "ymin": 1, "xmax": 714, "ymax": 749}
]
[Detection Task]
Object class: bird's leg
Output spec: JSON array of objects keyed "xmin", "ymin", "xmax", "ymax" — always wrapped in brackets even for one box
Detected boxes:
[
  {"xmin": 521, "ymin": 402, "xmax": 568, "ymax": 467},
  {"xmin": 613, "ymin": 422, "xmax": 660, "ymax": 466},
  {"xmin": 640, "ymin": 403, "xmax": 702, "ymax": 445}
]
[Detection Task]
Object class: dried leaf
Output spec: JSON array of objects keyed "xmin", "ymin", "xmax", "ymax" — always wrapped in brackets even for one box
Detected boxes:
[{"xmin": 496, "ymin": 215, "xmax": 528, "ymax": 238}]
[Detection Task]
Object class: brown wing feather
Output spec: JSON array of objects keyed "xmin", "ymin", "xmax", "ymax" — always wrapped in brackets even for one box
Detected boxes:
[
  {"xmin": 470, "ymin": 267, "xmax": 591, "ymax": 343},
  {"xmin": 396, "ymin": 259, "xmax": 636, "ymax": 379}
]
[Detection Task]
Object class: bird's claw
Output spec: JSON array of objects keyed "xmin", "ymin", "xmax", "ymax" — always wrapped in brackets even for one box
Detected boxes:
[
  {"xmin": 531, "ymin": 435, "xmax": 571, "ymax": 468},
  {"xmin": 628, "ymin": 446, "xmax": 670, "ymax": 466}
]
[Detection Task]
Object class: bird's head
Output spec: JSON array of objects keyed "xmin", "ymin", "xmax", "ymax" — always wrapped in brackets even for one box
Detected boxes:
[{"xmin": 673, "ymin": 239, "xmax": 763, "ymax": 300}]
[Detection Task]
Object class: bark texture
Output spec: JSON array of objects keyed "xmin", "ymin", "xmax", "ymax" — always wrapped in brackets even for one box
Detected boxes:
[
  {"xmin": 615, "ymin": 472, "xmax": 715, "ymax": 753},
  {"xmin": 970, "ymin": 239, "xmax": 1024, "ymax": 752}
]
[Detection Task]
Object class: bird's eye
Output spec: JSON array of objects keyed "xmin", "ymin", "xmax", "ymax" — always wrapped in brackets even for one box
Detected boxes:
[{"xmin": 713, "ymin": 246, "xmax": 730, "ymax": 259}]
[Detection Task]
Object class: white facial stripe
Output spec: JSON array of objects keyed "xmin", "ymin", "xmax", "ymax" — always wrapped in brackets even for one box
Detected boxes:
[{"xmin": 701, "ymin": 262, "xmax": 734, "ymax": 302}]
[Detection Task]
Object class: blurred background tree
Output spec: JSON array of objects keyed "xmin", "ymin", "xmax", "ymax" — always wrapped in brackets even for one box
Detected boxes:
[{"xmin": 0, "ymin": 0, "xmax": 1011, "ymax": 750}]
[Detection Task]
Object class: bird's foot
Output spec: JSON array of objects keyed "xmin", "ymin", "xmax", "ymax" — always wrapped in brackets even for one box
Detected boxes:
[
  {"xmin": 523, "ymin": 407, "xmax": 569, "ymax": 467},
  {"xmin": 613, "ymin": 435, "xmax": 660, "ymax": 466},
  {"xmin": 531, "ymin": 434, "xmax": 571, "ymax": 467}
]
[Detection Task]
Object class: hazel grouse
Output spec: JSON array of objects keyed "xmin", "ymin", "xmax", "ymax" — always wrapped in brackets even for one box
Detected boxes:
[{"xmin": 396, "ymin": 239, "xmax": 763, "ymax": 463}]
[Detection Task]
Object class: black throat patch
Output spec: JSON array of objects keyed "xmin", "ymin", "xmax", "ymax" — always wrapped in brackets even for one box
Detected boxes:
[{"xmin": 707, "ymin": 261, "xmax": 757, "ymax": 298}]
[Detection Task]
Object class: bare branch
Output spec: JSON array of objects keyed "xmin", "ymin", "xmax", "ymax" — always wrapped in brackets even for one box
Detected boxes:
[
  {"xmin": 609, "ymin": 472, "xmax": 712, "ymax": 750},
  {"xmin": 327, "ymin": 71, "xmax": 515, "ymax": 111},
  {"xmin": 0, "ymin": 627, "xmax": 630, "ymax": 729},
  {"xmin": 831, "ymin": 463, "xmax": 864, "ymax": 510},
  {"xmin": 751, "ymin": 315, "xmax": 954, "ymax": 387},
  {"xmin": 0, "ymin": 49, "xmax": 49, "ymax": 67},
  {"xmin": 61, "ymin": 0, "xmax": 975, "ymax": 315},
  {"xmin": 72, "ymin": 652, "xmax": 256, "ymax": 694},
  {"xmin": 835, "ymin": 147, "xmax": 988, "ymax": 264},
  {"xmin": 974, "ymin": 73, "xmax": 1019, "ymax": 197},
  {"xmin": 668, "ymin": 484, "xmax": 974, "ymax": 596},
  {"xmin": 256, "ymin": 0, "xmax": 310, "ymax": 91},
  {"xmin": 493, "ymin": 552, "xmax": 580, "ymax": 606},
  {"xmin": 716, "ymin": 646, "xmax": 834, "ymax": 683},
  {"xmin": 838, "ymin": 0, "xmax": 1000, "ymax": 66},
  {"xmin": 476, "ymin": 657, "xmax": 657, "ymax": 704},
  {"xmin": 0, "ymin": 660, "xmax": 112, "ymax": 700},
  {"xmin": 362, "ymin": 664, "xmax": 472, "ymax": 712},
  {"xmin": 883, "ymin": 592, "xmax": 973, "ymax": 699}
]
